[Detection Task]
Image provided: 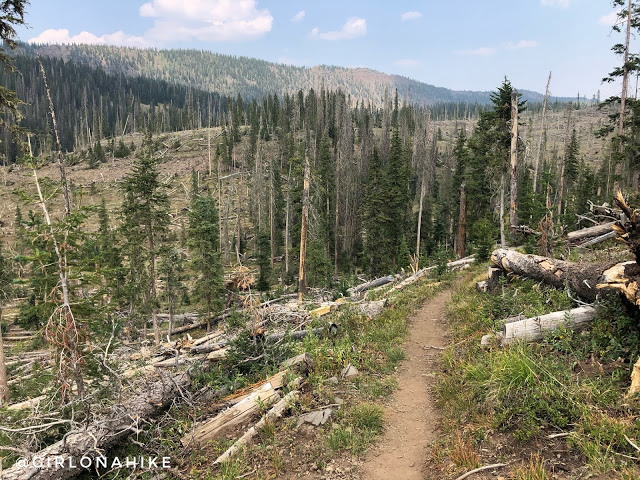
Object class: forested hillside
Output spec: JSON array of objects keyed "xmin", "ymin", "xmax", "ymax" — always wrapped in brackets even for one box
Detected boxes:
[{"xmin": 20, "ymin": 43, "xmax": 569, "ymax": 106}]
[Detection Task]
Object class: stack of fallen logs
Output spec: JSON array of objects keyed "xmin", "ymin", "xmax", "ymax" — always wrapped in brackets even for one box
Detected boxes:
[{"xmin": 478, "ymin": 191, "xmax": 640, "ymax": 395}]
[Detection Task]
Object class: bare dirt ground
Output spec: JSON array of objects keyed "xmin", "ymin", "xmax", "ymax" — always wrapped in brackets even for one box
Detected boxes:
[{"xmin": 358, "ymin": 289, "xmax": 451, "ymax": 480}]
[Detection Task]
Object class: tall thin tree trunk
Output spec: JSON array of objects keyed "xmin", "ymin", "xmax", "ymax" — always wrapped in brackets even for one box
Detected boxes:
[
  {"xmin": 558, "ymin": 104, "xmax": 573, "ymax": 217},
  {"xmin": 298, "ymin": 156, "xmax": 310, "ymax": 302},
  {"xmin": 509, "ymin": 90, "xmax": 519, "ymax": 237},
  {"xmin": 334, "ymin": 158, "xmax": 340, "ymax": 276},
  {"xmin": 285, "ymin": 163, "xmax": 291, "ymax": 276},
  {"xmin": 616, "ymin": 0, "xmax": 633, "ymax": 192},
  {"xmin": 0, "ymin": 308, "xmax": 8, "ymax": 405},
  {"xmin": 500, "ymin": 173, "xmax": 506, "ymax": 248},
  {"xmin": 148, "ymin": 230, "xmax": 161, "ymax": 346},
  {"xmin": 534, "ymin": 72, "xmax": 551, "ymax": 193},
  {"xmin": 457, "ymin": 182, "xmax": 467, "ymax": 258},
  {"xmin": 416, "ymin": 176, "xmax": 426, "ymax": 255},
  {"xmin": 270, "ymin": 163, "xmax": 275, "ymax": 268}
]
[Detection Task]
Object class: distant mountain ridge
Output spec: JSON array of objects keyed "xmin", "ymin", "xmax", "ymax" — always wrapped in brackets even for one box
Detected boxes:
[{"xmin": 18, "ymin": 43, "xmax": 564, "ymax": 106}]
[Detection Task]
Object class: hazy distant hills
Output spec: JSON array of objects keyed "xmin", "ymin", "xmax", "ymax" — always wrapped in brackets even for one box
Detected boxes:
[{"xmin": 19, "ymin": 43, "xmax": 564, "ymax": 106}]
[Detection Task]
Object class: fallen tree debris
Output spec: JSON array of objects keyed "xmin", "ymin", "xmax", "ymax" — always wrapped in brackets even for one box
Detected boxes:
[
  {"xmin": 181, "ymin": 382, "xmax": 280, "ymax": 446},
  {"xmin": 483, "ymin": 306, "xmax": 597, "ymax": 345},
  {"xmin": 214, "ymin": 389, "xmax": 300, "ymax": 464}
]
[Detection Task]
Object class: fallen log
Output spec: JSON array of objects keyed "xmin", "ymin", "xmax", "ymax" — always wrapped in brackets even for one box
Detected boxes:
[
  {"xmin": 386, "ymin": 256, "xmax": 474, "ymax": 294},
  {"xmin": 491, "ymin": 249, "xmax": 615, "ymax": 301},
  {"xmin": 214, "ymin": 389, "xmax": 299, "ymax": 464},
  {"xmin": 1, "ymin": 370, "xmax": 191, "ymax": 480},
  {"xmin": 499, "ymin": 306, "xmax": 597, "ymax": 344},
  {"xmin": 576, "ymin": 230, "xmax": 618, "ymax": 248},
  {"xmin": 181, "ymin": 382, "xmax": 279, "ymax": 446},
  {"xmin": 566, "ymin": 222, "xmax": 615, "ymax": 244},
  {"xmin": 348, "ymin": 275, "xmax": 395, "ymax": 295},
  {"xmin": 192, "ymin": 340, "xmax": 229, "ymax": 355}
]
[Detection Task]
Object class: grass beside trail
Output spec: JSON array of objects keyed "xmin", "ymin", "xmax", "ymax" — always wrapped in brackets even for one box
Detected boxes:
[{"xmin": 434, "ymin": 264, "xmax": 640, "ymax": 479}]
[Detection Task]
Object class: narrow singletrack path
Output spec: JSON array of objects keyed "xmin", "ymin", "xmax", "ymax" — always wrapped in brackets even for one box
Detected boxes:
[{"xmin": 359, "ymin": 289, "xmax": 451, "ymax": 480}]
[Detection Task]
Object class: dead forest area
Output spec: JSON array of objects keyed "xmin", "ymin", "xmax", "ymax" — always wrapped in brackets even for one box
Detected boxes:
[
  {"xmin": 0, "ymin": 72, "xmax": 640, "ymax": 480},
  {"xmin": 4, "ymin": 6, "xmax": 640, "ymax": 477}
]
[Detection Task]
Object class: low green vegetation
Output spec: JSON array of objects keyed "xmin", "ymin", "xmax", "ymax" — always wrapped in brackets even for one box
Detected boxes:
[{"xmin": 435, "ymin": 265, "xmax": 640, "ymax": 478}]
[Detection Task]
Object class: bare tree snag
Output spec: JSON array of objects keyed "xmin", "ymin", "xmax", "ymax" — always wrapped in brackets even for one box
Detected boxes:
[
  {"xmin": 457, "ymin": 181, "xmax": 466, "ymax": 258},
  {"xmin": 533, "ymin": 71, "xmax": 552, "ymax": 193},
  {"xmin": 616, "ymin": 0, "xmax": 633, "ymax": 192},
  {"xmin": 416, "ymin": 176, "xmax": 426, "ymax": 256},
  {"xmin": 298, "ymin": 156, "xmax": 310, "ymax": 302},
  {"xmin": 557, "ymin": 104, "xmax": 573, "ymax": 216},
  {"xmin": 509, "ymin": 90, "xmax": 519, "ymax": 236}
]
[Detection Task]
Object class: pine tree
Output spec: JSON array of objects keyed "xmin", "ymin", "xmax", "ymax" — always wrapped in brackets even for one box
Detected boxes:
[
  {"xmin": 121, "ymin": 131, "xmax": 170, "ymax": 345},
  {"xmin": 256, "ymin": 230, "xmax": 271, "ymax": 291},
  {"xmin": 363, "ymin": 148, "xmax": 392, "ymax": 275},
  {"xmin": 188, "ymin": 186, "xmax": 224, "ymax": 329}
]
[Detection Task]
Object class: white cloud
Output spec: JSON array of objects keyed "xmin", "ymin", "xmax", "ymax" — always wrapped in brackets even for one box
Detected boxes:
[
  {"xmin": 140, "ymin": 0, "xmax": 273, "ymax": 42},
  {"xmin": 29, "ymin": 0, "xmax": 273, "ymax": 47},
  {"xmin": 541, "ymin": 0, "xmax": 571, "ymax": 7},
  {"xmin": 394, "ymin": 58, "xmax": 419, "ymax": 67},
  {"xmin": 28, "ymin": 28, "xmax": 149, "ymax": 47},
  {"xmin": 401, "ymin": 11, "xmax": 422, "ymax": 21},
  {"xmin": 454, "ymin": 47, "xmax": 496, "ymax": 56},
  {"xmin": 599, "ymin": 9, "xmax": 622, "ymax": 26},
  {"xmin": 310, "ymin": 17, "xmax": 366, "ymax": 41},
  {"xmin": 291, "ymin": 10, "xmax": 305, "ymax": 22},
  {"xmin": 505, "ymin": 40, "xmax": 539, "ymax": 50}
]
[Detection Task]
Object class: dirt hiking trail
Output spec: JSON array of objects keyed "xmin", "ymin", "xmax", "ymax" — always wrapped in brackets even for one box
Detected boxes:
[{"xmin": 359, "ymin": 288, "xmax": 451, "ymax": 480}]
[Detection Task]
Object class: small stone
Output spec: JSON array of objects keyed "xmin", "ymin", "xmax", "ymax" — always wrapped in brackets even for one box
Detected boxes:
[
  {"xmin": 341, "ymin": 364, "xmax": 359, "ymax": 378},
  {"xmin": 327, "ymin": 376, "xmax": 339, "ymax": 385}
]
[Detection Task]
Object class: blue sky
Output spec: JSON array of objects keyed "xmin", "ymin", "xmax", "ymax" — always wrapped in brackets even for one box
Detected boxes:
[{"xmin": 13, "ymin": 0, "xmax": 629, "ymax": 99}]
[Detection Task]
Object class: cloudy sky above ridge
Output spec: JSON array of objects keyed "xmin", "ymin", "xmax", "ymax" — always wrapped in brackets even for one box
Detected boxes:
[{"xmin": 15, "ymin": 0, "xmax": 632, "ymax": 99}]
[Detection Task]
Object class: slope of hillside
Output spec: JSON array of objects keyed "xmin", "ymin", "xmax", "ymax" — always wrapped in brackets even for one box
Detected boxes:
[{"xmin": 19, "ymin": 43, "xmax": 561, "ymax": 106}]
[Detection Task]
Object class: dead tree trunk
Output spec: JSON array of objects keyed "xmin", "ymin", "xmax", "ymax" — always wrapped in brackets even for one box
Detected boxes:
[
  {"xmin": 0, "ymin": 308, "xmax": 8, "ymax": 405},
  {"xmin": 457, "ymin": 181, "xmax": 467, "ymax": 258},
  {"xmin": 509, "ymin": 91, "xmax": 518, "ymax": 237},
  {"xmin": 0, "ymin": 371, "xmax": 191, "ymax": 480},
  {"xmin": 616, "ymin": 0, "xmax": 633, "ymax": 192},
  {"xmin": 533, "ymin": 72, "xmax": 552, "ymax": 193},
  {"xmin": 416, "ymin": 176, "xmax": 426, "ymax": 256},
  {"xmin": 298, "ymin": 155, "xmax": 310, "ymax": 302},
  {"xmin": 500, "ymin": 174, "xmax": 506, "ymax": 248}
]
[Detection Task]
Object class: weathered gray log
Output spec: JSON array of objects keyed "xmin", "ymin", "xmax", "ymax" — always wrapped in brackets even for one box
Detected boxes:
[
  {"xmin": 491, "ymin": 249, "xmax": 615, "ymax": 301},
  {"xmin": 566, "ymin": 222, "xmax": 615, "ymax": 243},
  {"xmin": 501, "ymin": 306, "xmax": 597, "ymax": 344},
  {"xmin": 576, "ymin": 230, "xmax": 618, "ymax": 248},
  {"xmin": 191, "ymin": 340, "xmax": 229, "ymax": 355},
  {"xmin": 1, "ymin": 370, "xmax": 191, "ymax": 480},
  {"xmin": 348, "ymin": 275, "xmax": 395, "ymax": 295},
  {"xmin": 170, "ymin": 311, "xmax": 231, "ymax": 335}
]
